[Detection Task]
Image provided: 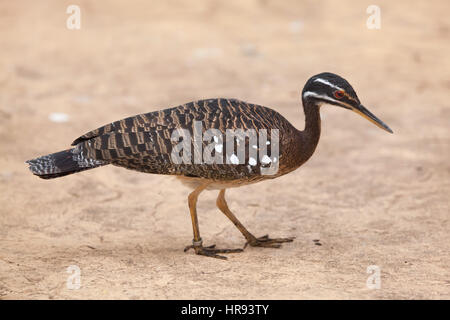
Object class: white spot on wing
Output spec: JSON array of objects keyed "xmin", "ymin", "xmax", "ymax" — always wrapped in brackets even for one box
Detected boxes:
[
  {"xmin": 261, "ymin": 155, "xmax": 272, "ymax": 164},
  {"xmin": 230, "ymin": 154, "xmax": 239, "ymax": 165}
]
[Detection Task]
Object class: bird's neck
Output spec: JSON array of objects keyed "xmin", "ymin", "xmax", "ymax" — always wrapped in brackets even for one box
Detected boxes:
[{"xmin": 298, "ymin": 98, "xmax": 321, "ymax": 162}]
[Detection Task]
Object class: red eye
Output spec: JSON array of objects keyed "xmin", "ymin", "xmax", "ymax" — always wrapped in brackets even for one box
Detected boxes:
[{"xmin": 334, "ymin": 90, "xmax": 345, "ymax": 99}]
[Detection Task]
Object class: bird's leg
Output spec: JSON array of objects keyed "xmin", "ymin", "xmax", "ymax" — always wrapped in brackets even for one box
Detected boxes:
[
  {"xmin": 216, "ymin": 189, "xmax": 295, "ymax": 249},
  {"xmin": 183, "ymin": 183, "xmax": 243, "ymax": 260}
]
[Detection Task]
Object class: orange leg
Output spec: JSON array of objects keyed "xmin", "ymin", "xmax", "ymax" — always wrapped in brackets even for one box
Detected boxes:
[
  {"xmin": 184, "ymin": 183, "xmax": 243, "ymax": 260},
  {"xmin": 216, "ymin": 189, "xmax": 295, "ymax": 248}
]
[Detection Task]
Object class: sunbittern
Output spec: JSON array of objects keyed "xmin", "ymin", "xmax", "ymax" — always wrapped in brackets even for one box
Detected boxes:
[{"xmin": 27, "ymin": 72, "xmax": 393, "ymax": 259}]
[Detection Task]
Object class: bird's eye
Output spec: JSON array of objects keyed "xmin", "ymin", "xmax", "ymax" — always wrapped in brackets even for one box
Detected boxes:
[{"xmin": 334, "ymin": 90, "xmax": 345, "ymax": 99}]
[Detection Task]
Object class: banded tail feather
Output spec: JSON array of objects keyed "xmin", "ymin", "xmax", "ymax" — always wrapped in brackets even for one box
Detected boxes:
[{"xmin": 26, "ymin": 147, "xmax": 106, "ymax": 179}]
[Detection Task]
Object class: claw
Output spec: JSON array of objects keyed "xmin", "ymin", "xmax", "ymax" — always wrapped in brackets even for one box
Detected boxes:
[
  {"xmin": 184, "ymin": 242, "xmax": 243, "ymax": 260},
  {"xmin": 245, "ymin": 234, "xmax": 295, "ymax": 249}
]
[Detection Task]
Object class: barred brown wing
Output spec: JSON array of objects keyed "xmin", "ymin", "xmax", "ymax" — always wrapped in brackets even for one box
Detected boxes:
[{"xmin": 71, "ymin": 98, "xmax": 297, "ymax": 180}]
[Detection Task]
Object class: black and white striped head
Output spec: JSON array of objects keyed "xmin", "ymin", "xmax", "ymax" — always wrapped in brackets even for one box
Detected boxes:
[{"xmin": 303, "ymin": 72, "xmax": 393, "ymax": 133}]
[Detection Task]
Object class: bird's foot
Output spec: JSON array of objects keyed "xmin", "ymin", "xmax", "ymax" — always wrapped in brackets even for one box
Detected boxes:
[
  {"xmin": 245, "ymin": 234, "xmax": 295, "ymax": 249},
  {"xmin": 184, "ymin": 239, "xmax": 243, "ymax": 260}
]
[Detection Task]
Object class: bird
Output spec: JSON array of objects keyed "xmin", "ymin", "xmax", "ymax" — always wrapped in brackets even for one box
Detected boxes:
[{"xmin": 26, "ymin": 72, "xmax": 393, "ymax": 260}]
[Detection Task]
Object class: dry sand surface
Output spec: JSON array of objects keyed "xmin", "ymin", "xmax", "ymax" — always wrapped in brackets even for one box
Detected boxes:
[{"xmin": 0, "ymin": 0, "xmax": 449, "ymax": 299}]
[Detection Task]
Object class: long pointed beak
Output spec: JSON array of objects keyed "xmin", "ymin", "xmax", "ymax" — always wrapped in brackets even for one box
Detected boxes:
[{"xmin": 351, "ymin": 104, "xmax": 393, "ymax": 133}]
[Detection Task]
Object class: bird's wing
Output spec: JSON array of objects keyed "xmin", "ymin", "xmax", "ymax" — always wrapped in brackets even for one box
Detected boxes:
[{"xmin": 72, "ymin": 99, "xmax": 293, "ymax": 179}]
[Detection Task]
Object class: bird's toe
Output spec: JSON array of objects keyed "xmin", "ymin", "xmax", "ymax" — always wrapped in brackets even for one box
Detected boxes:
[
  {"xmin": 184, "ymin": 242, "xmax": 243, "ymax": 260},
  {"xmin": 245, "ymin": 235, "xmax": 295, "ymax": 248}
]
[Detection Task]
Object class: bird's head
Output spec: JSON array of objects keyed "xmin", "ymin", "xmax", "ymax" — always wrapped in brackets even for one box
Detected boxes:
[{"xmin": 302, "ymin": 72, "xmax": 393, "ymax": 133}]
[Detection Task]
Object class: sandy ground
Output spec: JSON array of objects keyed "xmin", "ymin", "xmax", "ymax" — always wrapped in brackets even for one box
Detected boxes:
[{"xmin": 0, "ymin": 0, "xmax": 449, "ymax": 299}]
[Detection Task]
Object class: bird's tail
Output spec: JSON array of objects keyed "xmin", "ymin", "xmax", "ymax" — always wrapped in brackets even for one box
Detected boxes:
[{"xmin": 26, "ymin": 147, "xmax": 106, "ymax": 179}]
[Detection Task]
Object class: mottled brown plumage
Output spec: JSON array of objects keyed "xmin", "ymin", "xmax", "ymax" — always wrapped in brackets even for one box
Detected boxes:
[
  {"xmin": 72, "ymin": 98, "xmax": 302, "ymax": 184},
  {"xmin": 27, "ymin": 72, "xmax": 392, "ymax": 259}
]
